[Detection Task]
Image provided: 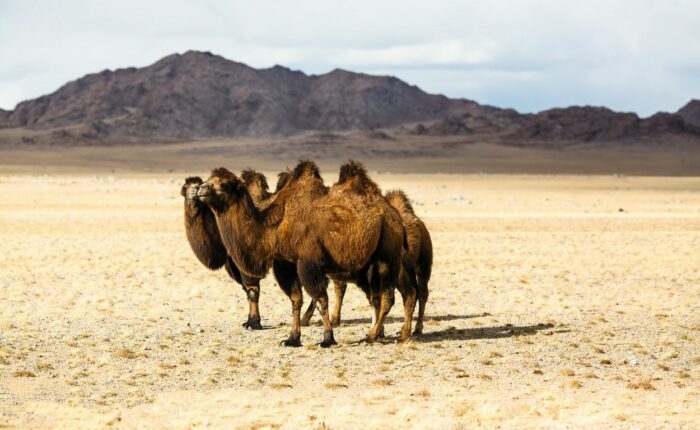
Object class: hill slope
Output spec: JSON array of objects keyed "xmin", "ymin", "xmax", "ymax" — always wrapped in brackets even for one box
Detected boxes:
[{"xmin": 0, "ymin": 50, "xmax": 698, "ymax": 146}]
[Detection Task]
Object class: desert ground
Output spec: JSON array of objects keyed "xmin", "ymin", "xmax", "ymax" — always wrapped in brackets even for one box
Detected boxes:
[{"xmin": 1, "ymin": 165, "xmax": 699, "ymax": 428}]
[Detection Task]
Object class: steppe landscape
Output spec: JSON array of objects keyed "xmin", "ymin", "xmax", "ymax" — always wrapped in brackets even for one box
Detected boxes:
[
  {"xmin": 1, "ymin": 37, "xmax": 700, "ymax": 429},
  {"xmin": 1, "ymin": 161, "xmax": 698, "ymax": 428}
]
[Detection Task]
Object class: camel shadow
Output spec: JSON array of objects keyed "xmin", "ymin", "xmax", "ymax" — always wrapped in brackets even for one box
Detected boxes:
[
  {"xmin": 416, "ymin": 322, "xmax": 559, "ymax": 343},
  {"xmin": 330, "ymin": 312, "xmax": 486, "ymax": 327}
]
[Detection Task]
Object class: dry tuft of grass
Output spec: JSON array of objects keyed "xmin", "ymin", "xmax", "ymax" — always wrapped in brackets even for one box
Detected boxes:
[
  {"xmin": 36, "ymin": 362, "xmax": 54, "ymax": 371},
  {"xmin": 372, "ymin": 379, "xmax": 393, "ymax": 387},
  {"xmin": 414, "ymin": 389, "xmax": 431, "ymax": 398},
  {"xmin": 627, "ymin": 377, "xmax": 655, "ymax": 391},
  {"xmin": 12, "ymin": 370, "xmax": 36, "ymax": 377},
  {"xmin": 677, "ymin": 371, "xmax": 691, "ymax": 379},
  {"xmin": 324, "ymin": 382, "xmax": 348, "ymax": 390},
  {"xmin": 115, "ymin": 349, "xmax": 137, "ymax": 359},
  {"xmin": 560, "ymin": 369, "xmax": 575, "ymax": 377},
  {"xmin": 600, "ymin": 359, "xmax": 612, "ymax": 365},
  {"xmin": 568, "ymin": 380, "xmax": 583, "ymax": 388},
  {"xmin": 657, "ymin": 364, "xmax": 670, "ymax": 371},
  {"xmin": 269, "ymin": 382, "xmax": 293, "ymax": 389}
]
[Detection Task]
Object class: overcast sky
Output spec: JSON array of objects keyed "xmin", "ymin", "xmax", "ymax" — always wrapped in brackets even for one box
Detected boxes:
[{"xmin": 1, "ymin": 0, "xmax": 698, "ymax": 115}]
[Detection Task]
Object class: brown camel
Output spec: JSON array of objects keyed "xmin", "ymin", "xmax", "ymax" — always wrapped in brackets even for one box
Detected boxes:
[
  {"xmin": 301, "ymin": 177, "xmax": 429, "ymax": 336},
  {"xmin": 181, "ymin": 175, "xmax": 267, "ymax": 330},
  {"xmin": 384, "ymin": 189, "xmax": 433, "ymax": 334},
  {"xmin": 197, "ymin": 160, "xmax": 411, "ymax": 346}
]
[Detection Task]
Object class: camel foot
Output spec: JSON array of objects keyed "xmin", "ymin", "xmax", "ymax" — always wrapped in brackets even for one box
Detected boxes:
[
  {"xmin": 397, "ymin": 332, "xmax": 412, "ymax": 343},
  {"xmin": 242, "ymin": 320, "xmax": 263, "ymax": 330},
  {"xmin": 281, "ymin": 334, "xmax": 301, "ymax": 347},
  {"xmin": 364, "ymin": 334, "xmax": 378, "ymax": 344},
  {"xmin": 319, "ymin": 331, "xmax": 337, "ymax": 348}
]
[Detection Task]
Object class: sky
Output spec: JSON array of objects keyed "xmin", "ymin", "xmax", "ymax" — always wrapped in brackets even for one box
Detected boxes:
[{"xmin": 1, "ymin": 0, "xmax": 699, "ymax": 116}]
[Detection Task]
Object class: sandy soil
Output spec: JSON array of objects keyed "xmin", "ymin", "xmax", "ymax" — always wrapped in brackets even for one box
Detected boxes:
[{"xmin": 0, "ymin": 171, "xmax": 699, "ymax": 429}]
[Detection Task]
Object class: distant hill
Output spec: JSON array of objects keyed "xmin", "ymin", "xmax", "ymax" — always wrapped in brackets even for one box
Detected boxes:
[
  {"xmin": 0, "ymin": 50, "xmax": 698, "ymax": 146},
  {"xmin": 678, "ymin": 99, "xmax": 700, "ymax": 128}
]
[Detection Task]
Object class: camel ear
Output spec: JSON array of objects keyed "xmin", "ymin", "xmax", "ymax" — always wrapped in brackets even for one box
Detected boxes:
[{"xmin": 180, "ymin": 185, "xmax": 187, "ymax": 197}]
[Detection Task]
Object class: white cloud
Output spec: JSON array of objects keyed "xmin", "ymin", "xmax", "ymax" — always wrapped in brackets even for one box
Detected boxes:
[{"xmin": 1, "ymin": 0, "xmax": 699, "ymax": 115}]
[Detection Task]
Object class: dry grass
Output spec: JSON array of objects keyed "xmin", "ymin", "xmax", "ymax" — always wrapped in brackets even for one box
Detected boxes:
[{"xmin": 0, "ymin": 172, "xmax": 698, "ymax": 428}]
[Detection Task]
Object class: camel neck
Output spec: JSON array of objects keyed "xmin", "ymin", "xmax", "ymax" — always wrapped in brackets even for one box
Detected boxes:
[{"xmin": 214, "ymin": 198, "xmax": 275, "ymax": 278}]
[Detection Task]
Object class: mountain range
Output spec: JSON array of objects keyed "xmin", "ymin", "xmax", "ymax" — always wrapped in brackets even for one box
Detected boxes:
[{"xmin": 1, "ymin": 50, "xmax": 698, "ymax": 146}]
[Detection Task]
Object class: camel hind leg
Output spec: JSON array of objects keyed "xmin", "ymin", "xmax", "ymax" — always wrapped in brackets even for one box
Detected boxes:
[
  {"xmin": 303, "ymin": 281, "xmax": 347, "ymax": 327},
  {"xmin": 365, "ymin": 261, "xmax": 397, "ymax": 343},
  {"xmin": 330, "ymin": 281, "xmax": 347, "ymax": 327},
  {"xmin": 297, "ymin": 259, "xmax": 336, "ymax": 348},
  {"xmin": 273, "ymin": 260, "xmax": 303, "ymax": 347},
  {"xmin": 396, "ymin": 264, "xmax": 417, "ymax": 342},
  {"xmin": 413, "ymin": 277, "xmax": 429, "ymax": 335},
  {"xmin": 300, "ymin": 300, "xmax": 316, "ymax": 327}
]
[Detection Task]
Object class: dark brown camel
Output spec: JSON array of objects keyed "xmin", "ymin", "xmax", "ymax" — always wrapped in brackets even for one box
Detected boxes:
[
  {"xmin": 302, "ymin": 170, "xmax": 427, "ymax": 337},
  {"xmin": 197, "ymin": 160, "xmax": 411, "ymax": 346},
  {"xmin": 181, "ymin": 176, "xmax": 265, "ymax": 330}
]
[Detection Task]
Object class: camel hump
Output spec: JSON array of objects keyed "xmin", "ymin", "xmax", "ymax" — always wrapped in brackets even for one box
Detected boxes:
[
  {"xmin": 210, "ymin": 167, "xmax": 236, "ymax": 179},
  {"xmin": 240, "ymin": 169, "xmax": 270, "ymax": 192},
  {"xmin": 292, "ymin": 159, "xmax": 322, "ymax": 181},
  {"xmin": 385, "ymin": 189, "xmax": 415, "ymax": 215},
  {"xmin": 275, "ymin": 169, "xmax": 293, "ymax": 192},
  {"xmin": 337, "ymin": 159, "xmax": 381, "ymax": 195}
]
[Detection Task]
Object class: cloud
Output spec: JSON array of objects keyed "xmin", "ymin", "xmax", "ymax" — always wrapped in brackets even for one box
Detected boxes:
[{"xmin": 1, "ymin": 0, "xmax": 699, "ymax": 115}]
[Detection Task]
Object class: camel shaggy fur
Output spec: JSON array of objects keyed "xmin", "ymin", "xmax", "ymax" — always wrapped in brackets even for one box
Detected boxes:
[
  {"xmin": 197, "ymin": 160, "xmax": 412, "ymax": 346},
  {"xmin": 181, "ymin": 176, "xmax": 265, "ymax": 330}
]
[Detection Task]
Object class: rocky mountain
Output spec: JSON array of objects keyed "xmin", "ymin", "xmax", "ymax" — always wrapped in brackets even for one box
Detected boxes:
[
  {"xmin": 0, "ymin": 50, "xmax": 698, "ymax": 145},
  {"xmin": 412, "ymin": 106, "xmax": 696, "ymax": 143},
  {"xmin": 678, "ymin": 99, "xmax": 700, "ymax": 128},
  {"xmin": 1, "ymin": 50, "xmax": 470, "ymax": 140}
]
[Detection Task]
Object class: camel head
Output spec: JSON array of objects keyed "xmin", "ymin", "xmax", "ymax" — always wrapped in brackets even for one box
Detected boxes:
[
  {"xmin": 181, "ymin": 176, "xmax": 204, "ymax": 200},
  {"xmin": 197, "ymin": 167, "xmax": 246, "ymax": 211}
]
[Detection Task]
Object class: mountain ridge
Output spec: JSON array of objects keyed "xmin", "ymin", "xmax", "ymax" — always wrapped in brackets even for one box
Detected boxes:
[{"xmin": 0, "ymin": 50, "xmax": 698, "ymax": 146}]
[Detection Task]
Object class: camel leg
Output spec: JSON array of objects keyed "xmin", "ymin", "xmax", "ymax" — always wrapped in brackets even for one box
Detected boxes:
[
  {"xmin": 330, "ymin": 281, "xmax": 347, "ymax": 327},
  {"xmin": 369, "ymin": 294, "xmax": 385, "ymax": 338},
  {"xmin": 273, "ymin": 260, "xmax": 302, "ymax": 347},
  {"xmin": 414, "ymin": 278, "xmax": 429, "ymax": 335},
  {"xmin": 226, "ymin": 258, "xmax": 263, "ymax": 329},
  {"xmin": 300, "ymin": 299, "xmax": 316, "ymax": 327},
  {"xmin": 241, "ymin": 283, "xmax": 263, "ymax": 330},
  {"xmin": 315, "ymin": 291, "xmax": 337, "ymax": 348},
  {"xmin": 366, "ymin": 287, "xmax": 394, "ymax": 342},
  {"xmin": 396, "ymin": 267, "xmax": 417, "ymax": 342},
  {"xmin": 297, "ymin": 259, "xmax": 335, "ymax": 348}
]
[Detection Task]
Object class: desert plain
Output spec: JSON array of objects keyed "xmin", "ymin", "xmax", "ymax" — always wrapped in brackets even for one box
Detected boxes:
[{"xmin": 0, "ymin": 161, "xmax": 699, "ymax": 428}]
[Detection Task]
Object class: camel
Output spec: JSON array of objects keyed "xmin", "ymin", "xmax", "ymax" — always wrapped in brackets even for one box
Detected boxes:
[
  {"xmin": 300, "ymin": 188, "xmax": 431, "ymax": 335},
  {"xmin": 197, "ymin": 160, "xmax": 413, "ymax": 346},
  {"xmin": 181, "ymin": 175, "xmax": 268, "ymax": 330},
  {"xmin": 279, "ymin": 163, "xmax": 420, "ymax": 339},
  {"xmin": 383, "ymin": 189, "xmax": 433, "ymax": 334}
]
